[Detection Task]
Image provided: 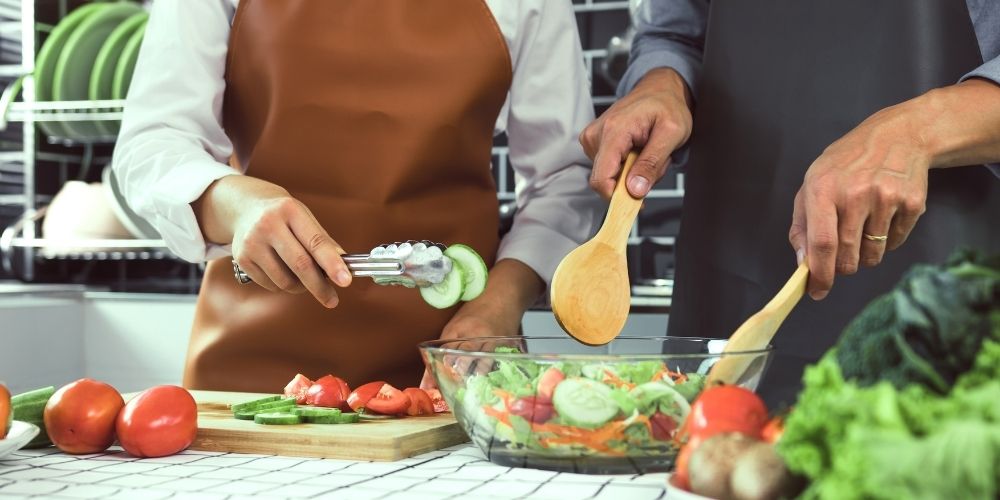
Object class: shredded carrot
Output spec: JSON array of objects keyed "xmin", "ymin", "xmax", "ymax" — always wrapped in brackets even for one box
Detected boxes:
[
  {"xmin": 603, "ymin": 369, "xmax": 636, "ymax": 390},
  {"xmin": 651, "ymin": 369, "xmax": 669, "ymax": 382},
  {"xmin": 483, "ymin": 405, "xmax": 510, "ymax": 426}
]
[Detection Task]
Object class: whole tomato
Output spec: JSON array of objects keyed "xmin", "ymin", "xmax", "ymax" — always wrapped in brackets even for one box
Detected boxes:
[
  {"xmin": 683, "ymin": 385, "xmax": 768, "ymax": 442},
  {"xmin": 116, "ymin": 385, "xmax": 197, "ymax": 458},
  {"xmin": 0, "ymin": 384, "xmax": 10, "ymax": 439},
  {"xmin": 45, "ymin": 379, "xmax": 123, "ymax": 454}
]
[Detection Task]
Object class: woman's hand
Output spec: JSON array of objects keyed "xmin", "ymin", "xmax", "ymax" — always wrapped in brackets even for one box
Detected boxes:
[
  {"xmin": 789, "ymin": 78, "xmax": 1000, "ymax": 300},
  {"xmin": 193, "ymin": 175, "xmax": 352, "ymax": 307},
  {"xmin": 419, "ymin": 259, "xmax": 543, "ymax": 389},
  {"xmin": 580, "ymin": 67, "xmax": 694, "ymax": 199}
]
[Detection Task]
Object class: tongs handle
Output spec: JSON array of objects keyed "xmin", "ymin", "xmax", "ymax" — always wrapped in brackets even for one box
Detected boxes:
[{"xmin": 343, "ymin": 254, "xmax": 404, "ymax": 277}]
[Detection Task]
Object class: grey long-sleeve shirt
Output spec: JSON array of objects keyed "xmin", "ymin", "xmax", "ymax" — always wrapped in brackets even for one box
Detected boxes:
[{"xmin": 620, "ymin": 0, "xmax": 1000, "ymax": 176}]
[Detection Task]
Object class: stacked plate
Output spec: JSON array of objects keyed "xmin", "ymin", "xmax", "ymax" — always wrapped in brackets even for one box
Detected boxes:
[{"xmin": 35, "ymin": 0, "xmax": 147, "ymax": 142}]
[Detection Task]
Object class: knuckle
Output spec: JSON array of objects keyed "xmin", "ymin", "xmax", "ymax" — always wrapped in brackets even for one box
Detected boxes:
[
  {"xmin": 272, "ymin": 275, "xmax": 296, "ymax": 292},
  {"xmin": 861, "ymin": 256, "xmax": 882, "ymax": 267},
  {"xmin": 837, "ymin": 260, "xmax": 858, "ymax": 275},
  {"xmin": 307, "ymin": 232, "xmax": 329, "ymax": 253},
  {"xmin": 811, "ymin": 233, "xmax": 838, "ymax": 255},
  {"xmin": 902, "ymin": 194, "xmax": 926, "ymax": 215},
  {"xmin": 291, "ymin": 253, "xmax": 315, "ymax": 274},
  {"xmin": 633, "ymin": 155, "xmax": 662, "ymax": 175}
]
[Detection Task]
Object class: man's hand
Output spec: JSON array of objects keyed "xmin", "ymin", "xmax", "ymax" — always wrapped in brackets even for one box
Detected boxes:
[
  {"xmin": 580, "ymin": 68, "xmax": 694, "ymax": 199},
  {"xmin": 790, "ymin": 78, "xmax": 1000, "ymax": 300},
  {"xmin": 193, "ymin": 175, "xmax": 352, "ymax": 308},
  {"xmin": 419, "ymin": 259, "xmax": 543, "ymax": 389}
]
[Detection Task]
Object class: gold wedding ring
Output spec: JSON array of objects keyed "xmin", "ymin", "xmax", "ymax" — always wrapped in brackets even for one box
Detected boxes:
[{"xmin": 863, "ymin": 233, "xmax": 888, "ymax": 242}]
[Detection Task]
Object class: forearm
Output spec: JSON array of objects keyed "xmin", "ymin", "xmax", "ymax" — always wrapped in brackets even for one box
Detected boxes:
[
  {"xmin": 483, "ymin": 259, "xmax": 546, "ymax": 314},
  {"xmin": 913, "ymin": 79, "xmax": 1000, "ymax": 168},
  {"xmin": 192, "ymin": 175, "xmax": 288, "ymax": 246}
]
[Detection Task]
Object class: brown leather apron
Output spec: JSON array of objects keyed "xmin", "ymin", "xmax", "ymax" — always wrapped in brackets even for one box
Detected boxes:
[{"xmin": 183, "ymin": 0, "xmax": 511, "ymax": 392}]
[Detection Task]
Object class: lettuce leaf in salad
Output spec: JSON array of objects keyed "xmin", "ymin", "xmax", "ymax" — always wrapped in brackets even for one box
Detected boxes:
[
  {"xmin": 615, "ymin": 361, "xmax": 667, "ymax": 385},
  {"xmin": 672, "ymin": 373, "xmax": 706, "ymax": 402}
]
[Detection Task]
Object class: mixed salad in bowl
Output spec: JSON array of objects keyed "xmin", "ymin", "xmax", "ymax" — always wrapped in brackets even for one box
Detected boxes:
[{"xmin": 421, "ymin": 336, "xmax": 772, "ymax": 474}]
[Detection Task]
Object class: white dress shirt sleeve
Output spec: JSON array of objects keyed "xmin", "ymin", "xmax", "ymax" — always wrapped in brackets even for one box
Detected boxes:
[
  {"xmin": 112, "ymin": 0, "xmax": 239, "ymax": 263},
  {"xmin": 490, "ymin": 0, "xmax": 606, "ymax": 288}
]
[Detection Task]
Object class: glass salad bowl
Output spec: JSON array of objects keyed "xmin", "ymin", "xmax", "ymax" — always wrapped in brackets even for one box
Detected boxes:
[{"xmin": 419, "ymin": 336, "xmax": 773, "ymax": 474}]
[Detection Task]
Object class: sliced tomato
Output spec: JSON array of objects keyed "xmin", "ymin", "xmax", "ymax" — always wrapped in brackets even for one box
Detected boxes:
[
  {"xmin": 347, "ymin": 381, "xmax": 385, "ymax": 412},
  {"xmin": 402, "ymin": 388, "xmax": 434, "ymax": 416},
  {"xmin": 283, "ymin": 374, "xmax": 313, "ymax": 404},
  {"xmin": 650, "ymin": 411, "xmax": 679, "ymax": 441},
  {"xmin": 508, "ymin": 396, "xmax": 554, "ymax": 424},
  {"xmin": 536, "ymin": 367, "xmax": 565, "ymax": 403},
  {"xmin": 424, "ymin": 388, "xmax": 449, "ymax": 413},
  {"xmin": 683, "ymin": 385, "xmax": 768, "ymax": 442},
  {"xmin": 365, "ymin": 384, "xmax": 410, "ymax": 415},
  {"xmin": 306, "ymin": 375, "xmax": 352, "ymax": 411}
]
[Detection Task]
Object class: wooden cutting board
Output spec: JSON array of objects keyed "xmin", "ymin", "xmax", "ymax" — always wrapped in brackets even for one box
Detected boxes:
[{"xmin": 189, "ymin": 390, "xmax": 469, "ymax": 461}]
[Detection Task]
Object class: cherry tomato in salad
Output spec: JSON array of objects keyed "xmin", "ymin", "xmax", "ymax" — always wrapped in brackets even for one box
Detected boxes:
[
  {"xmin": 684, "ymin": 385, "xmax": 768, "ymax": 441},
  {"xmin": 283, "ymin": 374, "xmax": 313, "ymax": 404},
  {"xmin": 536, "ymin": 367, "xmax": 565, "ymax": 403},
  {"xmin": 508, "ymin": 396, "xmax": 554, "ymax": 424},
  {"xmin": 347, "ymin": 381, "xmax": 385, "ymax": 412},
  {"xmin": 116, "ymin": 385, "xmax": 197, "ymax": 458},
  {"xmin": 365, "ymin": 384, "xmax": 410, "ymax": 415},
  {"xmin": 403, "ymin": 388, "xmax": 434, "ymax": 416},
  {"xmin": 305, "ymin": 375, "xmax": 351, "ymax": 411},
  {"xmin": 44, "ymin": 379, "xmax": 123, "ymax": 454},
  {"xmin": 0, "ymin": 384, "xmax": 10, "ymax": 439},
  {"xmin": 650, "ymin": 411, "xmax": 679, "ymax": 441},
  {"xmin": 424, "ymin": 388, "xmax": 449, "ymax": 413},
  {"xmin": 761, "ymin": 415, "xmax": 785, "ymax": 443}
]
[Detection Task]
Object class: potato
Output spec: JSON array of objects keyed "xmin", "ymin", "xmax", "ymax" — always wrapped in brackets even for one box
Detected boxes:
[
  {"xmin": 730, "ymin": 441, "xmax": 804, "ymax": 500},
  {"xmin": 689, "ymin": 432, "xmax": 758, "ymax": 499}
]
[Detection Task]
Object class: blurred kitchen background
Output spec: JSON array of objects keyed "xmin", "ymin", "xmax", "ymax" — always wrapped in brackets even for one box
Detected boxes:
[{"xmin": 0, "ymin": 0, "xmax": 678, "ymax": 393}]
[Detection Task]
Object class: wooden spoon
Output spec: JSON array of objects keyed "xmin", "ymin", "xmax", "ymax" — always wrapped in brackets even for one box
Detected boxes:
[
  {"xmin": 706, "ymin": 262, "xmax": 810, "ymax": 385},
  {"xmin": 551, "ymin": 151, "xmax": 642, "ymax": 345}
]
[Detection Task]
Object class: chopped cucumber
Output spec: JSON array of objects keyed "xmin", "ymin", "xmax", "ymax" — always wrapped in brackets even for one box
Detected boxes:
[
  {"xmin": 302, "ymin": 414, "xmax": 343, "ymax": 424},
  {"xmin": 444, "ymin": 244, "xmax": 488, "ymax": 301},
  {"xmin": 233, "ymin": 411, "xmax": 259, "ymax": 420},
  {"xmin": 335, "ymin": 412, "xmax": 360, "ymax": 424},
  {"xmin": 552, "ymin": 378, "xmax": 620, "ymax": 429},
  {"xmin": 249, "ymin": 398, "xmax": 297, "ymax": 411},
  {"xmin": 420, "ymin": 262, "xmax": 465, "ymax": 309},
  {"xmin": 254, "ymin": 412, "xmax": 302, "ymax": 425},
  {"xmin": 230, "ymin": 395, "xmax": 282, "ymax": 413},
  {"xmin": 292, "ymin": 407, "xmax": 342, "ymax": 417}
]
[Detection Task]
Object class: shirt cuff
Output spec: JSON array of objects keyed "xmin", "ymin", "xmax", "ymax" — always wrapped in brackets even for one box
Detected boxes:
[
  {"xmin": 147, "ymin": 159, "xmax": 240, "ymax": 262},
  {"xmin": 617, "ymin": 50, "xmax": 700, "ymax": 98},
  {"xmin": 960, "ymin": 60, "xmax": 1000, "ymax": 179},
  {"xmin": 496, "ymin": 222, "xmax": 582, "ymax": 292}
]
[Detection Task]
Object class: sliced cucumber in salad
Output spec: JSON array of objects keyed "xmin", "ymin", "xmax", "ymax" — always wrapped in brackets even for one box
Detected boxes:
[
  {"xmin": 552, "ymin": 378, "xmax": 619, "ymax": 429},
  {"xmin": 419, "ymin": 244, "xmax": 489, "ymax": 309}
]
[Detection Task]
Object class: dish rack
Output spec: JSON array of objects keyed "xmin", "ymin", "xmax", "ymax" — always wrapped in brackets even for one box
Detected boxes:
[{"xmin": 0, "ymin": 0, "xmax": 197, "ymax": 291}]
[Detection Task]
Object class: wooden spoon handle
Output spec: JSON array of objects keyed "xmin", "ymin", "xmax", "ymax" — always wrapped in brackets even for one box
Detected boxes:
[
  {"xmin": 706, "ymin": 262, "xmax": 810, "ymax": 386},
  {"xmin": 596, "ymin": 151, "xmax": 643, "ymax": 248}
]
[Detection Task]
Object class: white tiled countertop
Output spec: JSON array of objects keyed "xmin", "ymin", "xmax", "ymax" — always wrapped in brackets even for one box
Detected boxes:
[{"xmin": 0, "ymin": 444, "xmax": 670, "ymax": 500}]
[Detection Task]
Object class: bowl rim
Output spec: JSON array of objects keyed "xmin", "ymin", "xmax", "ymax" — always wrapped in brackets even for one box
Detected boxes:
[{"xmin": 418, "ymin": 335, "xmax": 774, "ymax": 361}]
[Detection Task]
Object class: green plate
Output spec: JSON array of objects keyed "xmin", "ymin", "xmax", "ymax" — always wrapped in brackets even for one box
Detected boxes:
[
  {"xmin": 90, "ymin": 11, "xmax": 147, "ymax": 137},
  {"xmin": 33, "ymin": 2, "xmax": 105, "ymax": 140},
  {"xmin": 111, "ymin": 20, "xmax": 146, "ymax": 102},
  {"xmin": 53, "ymin": 1, "xmax": 144, "ymax": 141}
]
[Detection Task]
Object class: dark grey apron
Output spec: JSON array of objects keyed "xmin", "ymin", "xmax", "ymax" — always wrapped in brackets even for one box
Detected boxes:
[{"xmin": 670, "ymin": 0, "xmax": 1000, "ymax": 406}]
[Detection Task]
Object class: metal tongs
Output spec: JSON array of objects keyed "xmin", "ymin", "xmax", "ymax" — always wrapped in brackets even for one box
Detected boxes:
[{"xmin": 232, "ymin": 240, "xmax": 453, "ymax": 288}]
